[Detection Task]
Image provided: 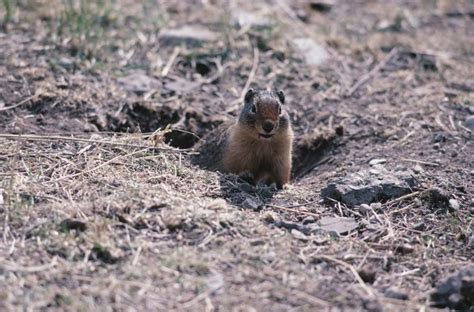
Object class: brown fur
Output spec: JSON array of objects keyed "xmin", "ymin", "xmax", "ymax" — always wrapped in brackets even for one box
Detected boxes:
[
  {"xmin": 193, "ymin": 89, "xmax": 293, "ymax": 189},
  {"xmin": 222, "ymin": 123, "xmax": 293, "ymax": 188}
]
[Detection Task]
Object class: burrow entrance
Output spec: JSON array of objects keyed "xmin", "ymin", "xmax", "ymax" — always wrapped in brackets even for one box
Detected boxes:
[{"xmin": 106, "ymin": 101, "xmax": 341, "ymax": 180}]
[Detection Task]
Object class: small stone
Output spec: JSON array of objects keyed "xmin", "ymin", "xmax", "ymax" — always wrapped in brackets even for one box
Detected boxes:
[
  {"xmin": 318, "ymin": 216, "xmax": 358, "ymax": 235},
  {"xmin": 369, "ymin": 158, "xmax": 387, "ymax": 166},
  {"xmin": 262, "ymin": 211, "xmax": 280, "ymax": 223},
  {"xmin": 302, "ymin": 216, "xmax": 316, "ymax": 224},
  {"xmin": 160, "ymin": 25, "xmax": 218, "ymax": 46},
  {"xmin": 358, "ymin": 267, "xmax": 377, "ymax": 284},
  {"xmin": 464, "ymin": 115, "xmax": 474, "ymax": 132},
  {"xmin": 359, "ymin": 204, "xmax": 371, "ymax": 214},
  {"xmin": 413, "ymin": 164, "xmax": 424, "ymax": 173},
  {"xmin": 117, "ymin": 72, "xmax": 161, "ymax": 95},
  {"xmin": 240, "ymin": 182, "xmax": 254, "ymax": 193},
  {"xmin": 395, "ymin": 243, "xmax": 415, "ymax": 255},
  {"xmin": 433, "ymin": 143, "xmax": 440, "ymax": 150},
  {"xmin": 451, "ymin": 151, "xmax": 458, "ymax": 157},
  {"xmin": 413, "ymin": 222, "xmax": 425, "ymax": 231},
  {"xmin": 384, "ymin": 287, "xmax": 409, "ymax": 300},
  {"xmin": 291, "ymin": 38, "xmax": 329, "ymax": 66},
  {"xmin": 449, "ymin": 199, "xmax": 460, "ymax": 210},
  {"xmin": 291, "ymin": 229, "xmax": 308, "ymax": 241},
  {"xmin": 59, "ymin": 219, "xmax": 88, "ymax": 232},
  {"xmin": 431, "ymin": 266, "xmax": 474, "ymax": 310},
  {"xmin": 242, "ymin": 197, "xmax": 261, "ymax": 210},
  {"xmin": 371, "ymin": 204, "xmax": 381, "ymax": 212},
  {"xmin": 433, "ymin": 133, "xmax": 447, "ymax": 143},
  {"xmin": 414, "ymin": 198, "xmax": 422, "ymax": 206}
]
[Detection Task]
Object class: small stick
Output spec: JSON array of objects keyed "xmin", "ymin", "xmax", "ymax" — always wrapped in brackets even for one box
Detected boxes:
[
  {"xmin": 347, "ymin": 48, "xmax": 398, "ymax": 96},
  {"xmin": 401, "ymin": 158, "xmax": 440, "ymax": 167},
  {"xmin": 225, "ymin": 47, "xmax": 259, "ymax": 113},
  {"xmin": 0, "ymin": 93, "xmax": 40, "ymax": 112},
  {"xmin": 161, "ymin": 47, "xmax": 180, "ymax": 77},
  {"xmin": 385, "ymin": 191, "xmax": 422, "ymax": 205},
  {"xmin": 311, "ymin": 255, "xmax": 374, "ymax": 297},
  {"xmin": 0, "ymin": 256, "xmax": 57, "ymax": 273},
  {"xmin": 0, "ymin": 133, "xmax": 191, "ymax": 152},
  {"xmin": 267, "ymin": 204, "xmax": 320, "ymax": 217}
]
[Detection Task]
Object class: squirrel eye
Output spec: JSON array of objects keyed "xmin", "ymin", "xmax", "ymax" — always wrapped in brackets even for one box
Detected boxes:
[{"xmin": 251, "ymin": 104, "xmax": 256, "ymax": 113}]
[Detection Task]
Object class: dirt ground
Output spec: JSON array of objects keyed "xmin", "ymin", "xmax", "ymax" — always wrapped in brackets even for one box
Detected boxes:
[{"xmin": 0, "ymin": 0, "xmax": 473, "ymax": 310}]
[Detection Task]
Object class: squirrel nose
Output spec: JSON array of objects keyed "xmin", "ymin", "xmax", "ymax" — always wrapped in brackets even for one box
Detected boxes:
[{"xmin": 262, "ymin": 121, "xmax": 274, "ymax": 133}]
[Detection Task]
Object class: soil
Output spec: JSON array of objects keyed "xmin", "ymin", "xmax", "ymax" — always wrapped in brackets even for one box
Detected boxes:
[{"xmin": 0, "ymin": 0, "xmax": 473, "ymax": 310}]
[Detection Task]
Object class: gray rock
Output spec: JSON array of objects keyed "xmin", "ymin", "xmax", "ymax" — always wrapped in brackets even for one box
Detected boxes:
[
  {"xmin": 359, "ymin": 204, "xmax": 371, "ymax": 214},
  {"xmin": 232, "ymin": 10, "xmax": 272, "ymax": 30},
  {"xmin": 291, "ymin": 38, "xmax": 329, "ymax": 66},
  {"xmin": 241, "ymin": 196, "xmax": 262, "ymax": 210},
  {"xmin": 160, "ymin": 25, "xmax": 218, "ymax": 46},
  {"xmin": 321, "ymin": 167, "xmax": 417, "ymax": 206},
  {"xmin": 449, "ymin": 199, "xmax": 460, "ymax": 210},
  {"xmin": 318, "ymin": 216, "xmax": 358, "ymax": 235},
  {"xmin": 465, "ymin": 115, "xmax": 474, "ymax": 132},
  {"xmin": 385, "ymin": 287, "xmax": 409, "ymax": 300},
  {"xmin": 117, "ymin": 72, "xmax": 161, "ymax": 95},
  {"xmin": 291, "ymin": 229, "xmax": 309, "ymax": 241},
  {"xmin": 431, "ymin": 266, "xmax": 474, "ymax": 310},
  {"xmin": 369, "ymin": 158, "xmax": 387, "ymax": 166}
]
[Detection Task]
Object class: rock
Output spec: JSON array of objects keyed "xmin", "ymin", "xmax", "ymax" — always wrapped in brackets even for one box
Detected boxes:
[
  {"xmin": 291, "ymin": 38, "xmax": 329, "ymax": 66},
  {"xmin": 395, "ymin": 243, "xmax": 415, "ymax": 255},
  {"xmin": 321, "ymin": 167, "xmax": 417, "ymax": 206},
  {"xmin": 318, "ymin": 216, "xmax": 358, "ymax": 235},
  {"xmin": 59, "ymin": 219, "xmax": 88, "ymax": 232},
  {"xmin": 358, "ymin": 267, "xmax": 377, "ymax": 284},
  {"xmin": 232, "ymin": 10, "xmax": 271, "ymax": 30},
  {"xmin": 302, "ymin": 216, "xmax": 316, "ymax": 224},
  {"xmin": 465, "ymin": 115, "xmax": 474, "ymax": 132},
  {"xmin": 370, "ymin": 202, "xmax": 382, "ymax": 210},
  {"xmin": 413, "ymin": 164, "xmax": 424, "ymax": 173},
  {"xmin": 359, "ymin": 204, "xmax": 371, "ymax": 214},
  {"xmin": 159, "ymin": 25, "xmax": 218, "ymax": 46},
  {"xmin": 431, "ymin": 266, "xmax": 474, "ymax": 310},
  {"xmin": 423, "ymin": 187, "xmax": 450, "ymax": 207},
  {"xmin": 291, "ymin": 229, "xmax": 309, "ymax": 241},
  {"xmin": 449, "ymin": 199, "xmax": 460, "ymax": 210},
  {"xmin": 117, "ymin": 72, "xmax": 161, "ymax": 95},
  {"xmin": 384, "ymin": 287, "xmax": 409, "ymax": 300},
  {"xmin": 241, "ymin": 197, "xmax": 262, "ymax": 210},
  {"xmin": 369, "ymin": 158, "xmax": 387, "ymax": 166}
]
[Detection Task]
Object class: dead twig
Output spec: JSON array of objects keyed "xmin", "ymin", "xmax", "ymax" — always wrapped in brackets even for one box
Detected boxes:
[
  {"xmin": 347, "ymin": 48, "xmax": 398, "ymax": 96},
  {"xmin": 161, "ymin": 47, "xmax": 181, "ymax": 77},
  {"xmin": 401, "ymin": 158, "xmax": 440, "ymax": 167},
  {"xmin": 0, "ymin": 93, "xmax": 40, "ymax": 112},
  {"xmin": 0, "ymin": 133, "xmax": 192, "ymax": 152},
  {"xmin": 267, "ymin": 204, "xmax": 320, "ymax": 218},
  {"xmin": 225, "ymin": 46, "xmax": 259, "ymax": 113},
  {"xmin": 311, "ymin": 255, "xmax": 374, "ymax": 297}
]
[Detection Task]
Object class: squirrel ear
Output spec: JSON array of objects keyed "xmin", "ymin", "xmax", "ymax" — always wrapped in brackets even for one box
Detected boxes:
[
  {"xmin": 244, "ymin": 88, "xmax": 254, "ymax": 103},
  {"xmin": 277, "ymin": 90, "xmax": 285, "ymax": 104}
]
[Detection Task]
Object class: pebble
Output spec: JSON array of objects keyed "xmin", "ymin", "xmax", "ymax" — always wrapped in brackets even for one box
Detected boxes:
[
  {"xmin": 242, "ymin": 197, "xmax": 261, "ymax": 210},
  {"xmin": 291, "ymin": 229, "xmax": 309, "ymax": 241},
  {"xmin": 370, "ymin": 202, "xmax": 382, "ymax": 210},
  {"xmin": 413, "ymin": 164, "xmax": 424, "ymax": 173},
  {"xmin": 464, "ymin": 115, "xmax": 474, "ymax": 132},
  {"xmin": 369, "ymin": 158, "xmax": 387, "ymax": 166},
  {"xmin": 449, "ymin": 199, "xmax": 460, "ymax": 210},
  {"xmin": 384, "ymin": 287, "xmax": 409, "ymax": 300},
  {"xmin": 359, "ymin": 204, "xmax": 371, "ymax": 214},
  {"xmin": 302, "ymin": 216, "xmax": 316, "ymax": 225}
]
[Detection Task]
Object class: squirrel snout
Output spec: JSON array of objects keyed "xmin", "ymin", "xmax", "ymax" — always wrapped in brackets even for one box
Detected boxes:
[{"xmin": 262, "ymin": 120, "xmax": 275, "ymax": 133}]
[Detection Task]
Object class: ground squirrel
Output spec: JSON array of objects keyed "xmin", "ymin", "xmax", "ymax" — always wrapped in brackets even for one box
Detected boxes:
[{"xmin": 193, "ymin": 89, "xmax": 293, "ymax": 189}]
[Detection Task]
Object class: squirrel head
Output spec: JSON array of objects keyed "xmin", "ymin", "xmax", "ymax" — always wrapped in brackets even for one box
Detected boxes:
[{"xmin": 239, "ymin": 89, "xmax": 289, "ymax": 139}]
